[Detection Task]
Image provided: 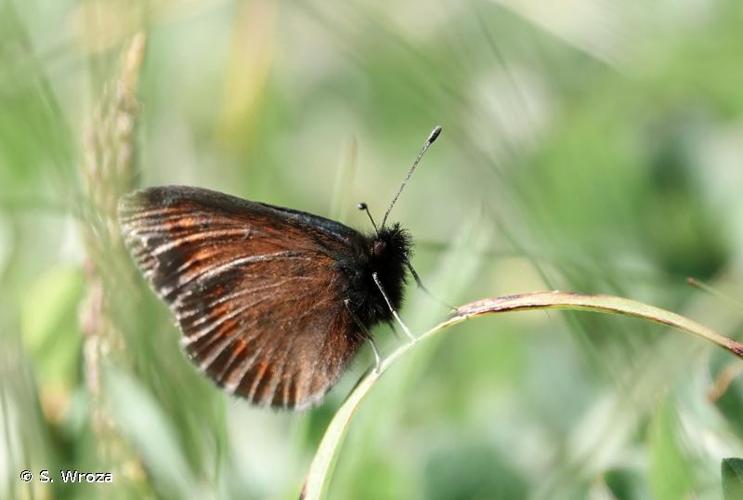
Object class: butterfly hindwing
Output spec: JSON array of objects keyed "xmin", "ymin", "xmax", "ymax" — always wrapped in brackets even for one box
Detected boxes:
[{"xmin": 118, "ymin": 186, "xmax": 365, "ymax": 409}]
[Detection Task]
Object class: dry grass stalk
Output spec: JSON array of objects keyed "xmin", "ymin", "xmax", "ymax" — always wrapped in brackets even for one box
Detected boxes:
[{"xmin": 79, "ymin": 32, "xmax": 146, "ymax": 467}]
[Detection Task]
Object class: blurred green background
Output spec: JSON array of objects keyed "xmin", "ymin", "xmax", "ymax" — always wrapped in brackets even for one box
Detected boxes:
[{"xmin": 2, "ymin": 0, "xmax": 743, "ymax": 499}]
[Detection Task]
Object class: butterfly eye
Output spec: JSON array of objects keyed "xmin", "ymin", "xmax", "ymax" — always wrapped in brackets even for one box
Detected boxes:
[{"xmin": 372, "ymin": 240, "xmax": 386, "ymax": 257}]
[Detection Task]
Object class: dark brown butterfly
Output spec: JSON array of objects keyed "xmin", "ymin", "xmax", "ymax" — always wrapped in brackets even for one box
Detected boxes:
[{"xmin": 118, "ymin": 126, "xmax": 441, "ymax": 410}]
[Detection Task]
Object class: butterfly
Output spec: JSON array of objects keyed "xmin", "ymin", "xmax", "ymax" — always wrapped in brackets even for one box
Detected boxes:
[{"xmin": 118, "ymin": 126, "xmax": 441, "ymax": 410}]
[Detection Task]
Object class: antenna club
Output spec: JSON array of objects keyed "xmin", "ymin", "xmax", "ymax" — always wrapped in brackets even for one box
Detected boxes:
[
  {"xmin": 358, "ymin": 201, "xmax": 380, "ymax": 234},
  {"xmin": 380, "ymin": 124, "xmax": 443, "ymax": 228},
  {"xmin": 428, "ymin": 125, "xmax": 443, "ymax": 144}
]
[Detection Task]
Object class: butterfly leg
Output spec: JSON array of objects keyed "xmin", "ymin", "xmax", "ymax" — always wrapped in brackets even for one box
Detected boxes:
[
  {"xmin": 344, "ymin": 299, "xmax": 382, "ymax": 373},
  {"xmin": 372, "ymin": 272, "xmax": 415, "ymax": 342},
  {"xmin": 406, "ymin": 262, "xmax": 457, "ymax": 313}
]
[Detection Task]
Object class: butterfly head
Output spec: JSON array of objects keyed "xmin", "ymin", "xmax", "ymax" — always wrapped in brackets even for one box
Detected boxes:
[{"xmin": 373, "ymin": 223, "xmax": 411, "ymax": 266}]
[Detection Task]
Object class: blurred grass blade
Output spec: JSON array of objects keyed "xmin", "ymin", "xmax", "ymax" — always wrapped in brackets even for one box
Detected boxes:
[
  {"xmin": 301, "ymin": 291, "xmax": 743, "ymax": 500},
  {"xmin": 21, "ymin": 265, "xmax": 83, "ymax": 385},
  {"xmin": 649, "ymin": 400, "xmax": 692, "ymax": 500},
  {"xmin": 455, "ymin": 292, "xmax": 743, "ymax": 358},
  {"xmin": 105, "ymin": 365, "xmax": 202, "ymax": 500},
  {"xmin": 722, "ymin": 458, "xmax": 743, "ymax": 500},
  {"xmin": 330, "ymin": 136, "xmax": 358, "ymax": 223}
]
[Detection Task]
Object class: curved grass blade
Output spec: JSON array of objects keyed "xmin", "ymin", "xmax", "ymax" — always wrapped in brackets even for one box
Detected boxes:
[{"xmin": 301, "ymin": 290, "xmax": 743, "ymax": 500}]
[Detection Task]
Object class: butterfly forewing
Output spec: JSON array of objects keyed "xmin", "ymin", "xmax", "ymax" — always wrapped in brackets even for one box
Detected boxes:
[{"xmin": 118, "ymin": 186, "xmax": 365, "ymax": 409}]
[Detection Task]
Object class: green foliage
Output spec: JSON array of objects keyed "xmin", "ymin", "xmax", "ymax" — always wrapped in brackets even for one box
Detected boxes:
[
  {"xmin": 21, "ymin": 265, "xmax": 84, "ymax": 386},
  {"xmin": 649, "ymin": 400, "xmax": 693, "ymax": 500},
  {"xmin": 722, "ymin": 458, "xmax": 743, "ymax": 500},
  {"xmin": 1, "ymin": 0, "xmax": 743, "ymax": 499}
]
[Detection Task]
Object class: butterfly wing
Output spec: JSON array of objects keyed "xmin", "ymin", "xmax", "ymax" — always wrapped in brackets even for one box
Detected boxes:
[{"xmin": 118, "ymin": 186, "xmax": 366, "ymax": 409}]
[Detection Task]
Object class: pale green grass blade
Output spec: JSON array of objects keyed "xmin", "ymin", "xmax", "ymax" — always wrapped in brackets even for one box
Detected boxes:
[{"xmin": 302, "ymin": 291, "xmax": 743, "ymax": 499}]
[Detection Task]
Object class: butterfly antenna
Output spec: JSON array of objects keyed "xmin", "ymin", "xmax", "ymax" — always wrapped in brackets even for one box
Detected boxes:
[
  {"xmin": 357, "ymin": 202, "xmax": 379, "ymax": 234},
  {"xmin": 381, "ymin": 125, "xmax": 442, "ymax": 228}
]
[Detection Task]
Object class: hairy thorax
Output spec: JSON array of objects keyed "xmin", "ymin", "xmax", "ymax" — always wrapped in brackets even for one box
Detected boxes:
[{"xmin": 340, "ymin": 223, "xmax": 411, "ymax": 327}]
